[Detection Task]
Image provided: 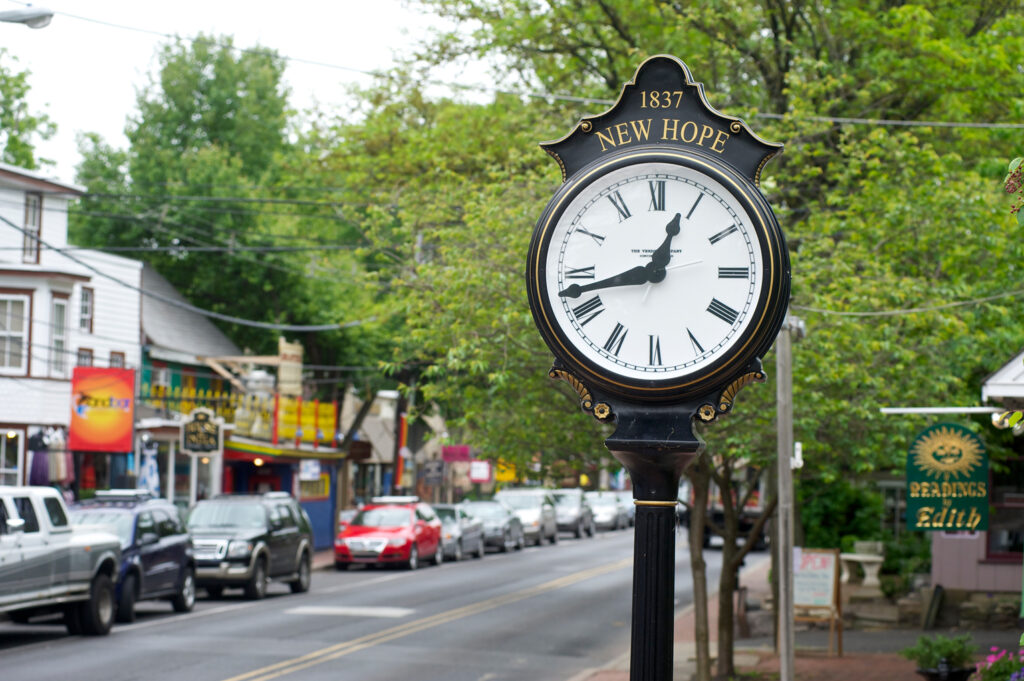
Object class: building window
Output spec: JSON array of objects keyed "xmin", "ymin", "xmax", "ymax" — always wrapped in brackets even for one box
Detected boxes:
[
  {"xmin": 987, "ymin": 457, "xmax": 1024, "ymax": 560},
  {"xmin": 0, "ymin": 430, "xmax": 22, "ymax": 486},
  {"xmin": 76, "ymin": 348, "xmax": 93, "ymax": 367},
  {"xmin": 50, "ymin": 296, "xmax": 68, "ymax": 377},
  {"xmin": 109, "ymin": 351, "xmax": 125, "ymax": 368},
  {"xmin": 152, "ymin": 363, "xmax": 170, "ymax": 387},
  {"xmin": 79, "ymin": 287, "xmax": 94, "ymax": 333},
  {"xmin": 22, "ymin": 193, "xmax": 42, "ymax": 264},
  {"xmin": 0, "ymin": 295, "xmax": 29, "ymax": 374}
]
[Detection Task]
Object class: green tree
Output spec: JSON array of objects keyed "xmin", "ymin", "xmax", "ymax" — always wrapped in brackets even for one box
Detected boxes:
[
  {"xmin": 308, "ymin": 80, "xmax": 613, "ymax": 471},
  {"xmin": 70, "ymin": 36, "xmax": 380, "ymax": 375},
  {"xmin": 0, "ymin": 48, "xmax": 54, "ymax": 169}
]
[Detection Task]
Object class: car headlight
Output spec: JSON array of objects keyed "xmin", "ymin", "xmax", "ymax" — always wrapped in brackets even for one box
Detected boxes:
[
  {"xmin": 227, "ymin": 540, "xmax": 253, "ymax": 558},
  {"xmin": 387, "ymin": 537, "xmax": 407, "ymax": 547}
]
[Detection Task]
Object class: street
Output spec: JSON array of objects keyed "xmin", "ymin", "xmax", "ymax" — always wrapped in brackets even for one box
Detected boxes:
[{"xmin": 0, "ymin": 529, "xmax": 726, "ymax": 681}]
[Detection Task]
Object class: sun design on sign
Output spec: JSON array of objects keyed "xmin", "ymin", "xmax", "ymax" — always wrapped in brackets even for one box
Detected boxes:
[{"xmin": 911, "ymin": 426, "xmax": 983, "ymax": 481}]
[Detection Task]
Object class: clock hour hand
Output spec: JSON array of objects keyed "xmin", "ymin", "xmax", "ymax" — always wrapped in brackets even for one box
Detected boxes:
[
  {"xmin": 649, "ymin": 213, "xmax": 682, "ymax": 269},
  {"xmin": 559, "ymin": 264, "xmax": 651, "ymax": 298}
]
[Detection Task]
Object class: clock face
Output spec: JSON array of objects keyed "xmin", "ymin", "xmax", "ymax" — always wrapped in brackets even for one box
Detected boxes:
[{"xmin": 529, "ymin": 151, "xmax": 784, "ymax": 399}]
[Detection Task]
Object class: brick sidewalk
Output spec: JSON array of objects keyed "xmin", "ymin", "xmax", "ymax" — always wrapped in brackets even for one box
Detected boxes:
[{"xmin": 745, "ymin": 651, "xmax": 916, "ymax": 681}]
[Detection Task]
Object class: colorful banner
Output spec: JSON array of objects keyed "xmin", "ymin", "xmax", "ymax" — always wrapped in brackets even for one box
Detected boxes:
[
  {"xmin": 69, "ymin": 368, "xmax": 135, "ymax": 452},
  {"xmin": 906, "ymin": 423, "xmax": 988, "ymax": 531}
]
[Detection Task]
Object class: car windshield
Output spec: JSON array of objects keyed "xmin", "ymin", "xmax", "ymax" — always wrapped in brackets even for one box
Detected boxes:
[
  {"xmin": 497, "ymin": 494, "xmax": 542, "ymax": 510},
  {"xmin": 70, "ymin": 509, "xmax": 134, "ymax": 547},
  {"xmin": 188, "ymin": 502, "xmax": 266, "ymax": 529},
  {"xmin": 586, "ymin": 494, "xmax": 618, "ymax": 509},
  {"xmin": 464, "ymin": 503, "xmax": 506, "ymax": 520},
  {"xmin": 434, "ymin": 508, "xmax": 457, "ymax": 522},
  {"xmin": 353, "ymin": 507, "xmax": 411, "ymax": 527},
  {"xmin": 554, "ymin": 494, "xmax": 581, "ymax": 508}
]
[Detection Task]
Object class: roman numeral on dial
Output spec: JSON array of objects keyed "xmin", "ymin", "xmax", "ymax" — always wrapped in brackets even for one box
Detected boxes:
[
  {"xmin": 686, "ymin": 193, "xmax": 703, "ymax": 220},
  {"xmin": 603, "ymin": 323, "xmax": 628, "ymax": 356},
  {"xmin": 648, "ymin": 181, "xmax": 666, "ymax": 211},
  {"xmin": 707, "ymin": 298, "xmax": 739, "ymax": 324},
  {"xmin": 718, "ymin": 266, "xmax": 749, "ymax": 279},
  {"xmin": 709, "ymin": 224, "xmax": 738, "ymax": 245},
  {"xmin": 576, "ymin": 226, "xmax": 605, "ymax": 245},
  {"xmin": 687, "ymin": 328, "xmax": 704, "ymax": 355},
  {"xmin": 572, "ymin": 296, "xmax": 605, "ymax": 326},
  {"xmin": 565, "ymin": 266, "xmax": 596, "ymax": 279},
  {"xmin": 608, "ymin": 191, "xmax": 631, "ymax": 221},
  {"xmin": 649, "ymin": 335, "xmax": 662, "ymax": 365}
]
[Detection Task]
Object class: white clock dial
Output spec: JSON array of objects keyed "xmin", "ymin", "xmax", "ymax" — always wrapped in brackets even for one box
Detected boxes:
[{"xmin": 543, "ymin": 161, "xmax": 764, "ymax": 382}]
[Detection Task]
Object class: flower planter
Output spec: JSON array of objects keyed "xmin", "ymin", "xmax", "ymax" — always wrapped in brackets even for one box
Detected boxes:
[{"xmin": 914, "ymin": 664, "xmax": 977, "ymax": 681}]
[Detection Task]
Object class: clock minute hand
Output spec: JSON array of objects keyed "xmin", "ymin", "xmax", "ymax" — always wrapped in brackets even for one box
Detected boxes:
[{"xmin": 559, "ymin": 264, "xmax": 651, "ymax": 299}]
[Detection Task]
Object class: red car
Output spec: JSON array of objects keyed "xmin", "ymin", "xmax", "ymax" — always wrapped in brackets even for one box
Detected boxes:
[{"xmin": 334, "ymin": 496, "xmax": 443, "ymax": 570}]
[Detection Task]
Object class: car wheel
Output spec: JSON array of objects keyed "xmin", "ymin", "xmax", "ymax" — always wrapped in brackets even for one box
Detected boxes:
[
  {"xmin": 116, "ymin": 573, "xmax": 137, "ymax": 623},
  {"xmin": 452, "ymin": 541, "xmax": 463, "ymax": 562},
  {"xmin": 406, "ymin": 544, "xmax": 418, "ymax": 570},
  {"xmin": 433, "ymin": 542, "xmax": 444, "ymax": 566},
  {"xmin": 290, "ymin": 553, "xmax": 311, "ymax": 593},
  {"xmin": 244, "ymin": 557, "xmax": 268, "ymax": 600},
  {"xmin": 205, "ymin": 585, "xmax": 224, "ymax": 599},
  {"xmin": 172, "ymin": 567, "xmax": 196, "ymax": 612},
  {"xmin": 78, "ymin": 573, "xmax": 115, "ymax": 636},
  {"xmin": 575, "ymin": 521, "xmax": 584, "ymax": 539}
]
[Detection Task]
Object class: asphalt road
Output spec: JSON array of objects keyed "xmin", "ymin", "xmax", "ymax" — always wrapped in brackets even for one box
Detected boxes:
[{"xmin": 0, "ymin": 527, "xmax": 726, "ymax": 681}]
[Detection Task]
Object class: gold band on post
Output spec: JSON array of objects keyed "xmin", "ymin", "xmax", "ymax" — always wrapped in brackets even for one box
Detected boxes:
[{"xmin": 633, "ymin": 500, "xmax": 679, "ymax": 507}]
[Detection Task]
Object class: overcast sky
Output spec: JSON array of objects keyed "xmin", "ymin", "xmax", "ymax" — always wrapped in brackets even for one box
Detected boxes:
[{"xmin": 1, "ymin": 0, "xmax": 451, "ymax": 183}]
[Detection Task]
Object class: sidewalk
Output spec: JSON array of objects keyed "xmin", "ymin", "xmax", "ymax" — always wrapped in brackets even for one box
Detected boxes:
[{"xmin": 576, "ymin": 555, "xmax": 1021, "ymax": 681}]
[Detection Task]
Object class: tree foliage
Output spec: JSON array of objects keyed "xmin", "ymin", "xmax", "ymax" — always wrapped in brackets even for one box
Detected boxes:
[
  {"xmin": 69, "ymin": 37, "xmax": 381, "ymax": 377},
  {"xmin": 0, "ymin": 48, "xmax": 54, "ymax": 169}
]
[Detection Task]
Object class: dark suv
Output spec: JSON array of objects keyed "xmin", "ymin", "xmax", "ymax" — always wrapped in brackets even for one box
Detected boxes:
[
  {"xmin": 70, "ymin": 489, "xmax": 195, "ymax": 623},
  {"xmin": 187, "ymin": 493, "xmax": 313, "ymax": 600}
]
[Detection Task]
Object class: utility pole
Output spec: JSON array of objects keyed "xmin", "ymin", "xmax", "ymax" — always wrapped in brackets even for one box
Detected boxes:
[{"xmin": 776, "ymin": 314, "xmax": 804, "ymax": 681}]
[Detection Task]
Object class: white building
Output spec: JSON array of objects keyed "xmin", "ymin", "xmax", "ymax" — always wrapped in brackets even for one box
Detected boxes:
[{"xmin": 0, "ymin": 162, "xmax": 142, "ymax": 486}]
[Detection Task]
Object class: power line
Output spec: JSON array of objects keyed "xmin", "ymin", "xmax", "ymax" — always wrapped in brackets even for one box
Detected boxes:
[
  {"xmin": 0, "ymin": 213, "xmax": 377, "ymax": 333},
  {"xmin": 791, "ymin": 287, "xmax": 1024, "ymax": 317},
  {"xmin": 13, "ymin": 0, "xmax": 1024, "ymax": 132}
]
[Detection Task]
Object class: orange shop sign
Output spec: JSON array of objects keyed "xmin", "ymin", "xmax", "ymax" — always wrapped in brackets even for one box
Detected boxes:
[{"xmin": 69, "ymin": 368, "xmax": 136, "ymax": 452}]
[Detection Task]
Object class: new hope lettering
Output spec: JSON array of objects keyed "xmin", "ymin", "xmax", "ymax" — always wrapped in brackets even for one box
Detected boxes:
[{"xmin": 594, "ymin": 117, "xmax": 731, "ymax": 154}]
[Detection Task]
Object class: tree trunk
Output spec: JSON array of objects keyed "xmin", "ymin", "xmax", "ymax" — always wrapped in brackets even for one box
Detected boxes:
[
  {"xmin": 715, "ymin": 461, "xmax": 738, "ymax": 680},
  {"xmin": 687, "ymin": 457, "xmax": 713, "ymax": 681}
]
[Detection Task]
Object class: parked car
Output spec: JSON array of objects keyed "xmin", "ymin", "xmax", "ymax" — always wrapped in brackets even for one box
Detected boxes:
[
  {"xmin": 585, "ymin": 490, "xmax": 630, "ymax": 531},
  {"xmin": 0, "ymin": 485, "xmax": 121, "ymax": 635},
  {"xmin": 433, "ymin": 503, "xmax": 485, "ymax": 561},
  {"xmin": 337, "ymin": 508, "xmax": 358, "ymax": 533},
  {"xmin": 553, "ymin": 488, "xmax": 595, "ymax": 538},
  {"xmin": 70, "ymin": 489, "xmax": 195, "ymax": 622},
  {"xmin": 493, "ymin": 488, "xmax": 558, "ymax": 546},
  {"xmin": 462, "ymin": 500, "xmax": 525, "ymax": 552},
  {"xmin": 334, "ymin": 496, "xmax": 443, "ymax": 570},
  {"xmin": 614, "ymin": 490, "xmax": 636, "ymax": 527},
  {"xmin": 187, "ymin": 492, "xmax": 314, "ymax": 599}
]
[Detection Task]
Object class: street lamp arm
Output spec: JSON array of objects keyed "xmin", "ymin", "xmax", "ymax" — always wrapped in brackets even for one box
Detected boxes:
[{"xmin": 0, "ymin": 7, "xmax": 54, "ymax": 28}]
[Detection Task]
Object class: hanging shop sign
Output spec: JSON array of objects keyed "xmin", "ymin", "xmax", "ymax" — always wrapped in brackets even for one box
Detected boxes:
[
  {"xmin": 906, "ymin": 423, "xmax": 988, "ymax": 531},
  {"xmin": 181, "ymin": 408, "xmax": 221, "ymax": 453},
  {"xmin": 68, "ymin": 367, "xmax": 136, "ymax": 452}
]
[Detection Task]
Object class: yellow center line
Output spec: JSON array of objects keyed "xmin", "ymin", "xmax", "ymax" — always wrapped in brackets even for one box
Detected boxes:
[{"xmin": 220, "ymin": 557, "xmax": 633, "ymax": 681}]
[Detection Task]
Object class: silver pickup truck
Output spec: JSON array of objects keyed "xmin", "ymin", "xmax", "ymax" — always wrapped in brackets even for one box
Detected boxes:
[{"xmin": 0, "ymin": 485, "xmax": 121, "ymax": 635}]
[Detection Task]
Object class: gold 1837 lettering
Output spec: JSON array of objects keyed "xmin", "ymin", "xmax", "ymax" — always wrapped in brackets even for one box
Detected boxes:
[{"xmin": 640, "ymin": 90, "xmax": 684, "ymax": 109}]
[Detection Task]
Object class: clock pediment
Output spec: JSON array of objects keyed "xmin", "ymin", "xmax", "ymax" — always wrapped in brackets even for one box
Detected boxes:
[{"xmin": 541, "ymin": 55, "xmax": 782, "ymax": 187}]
